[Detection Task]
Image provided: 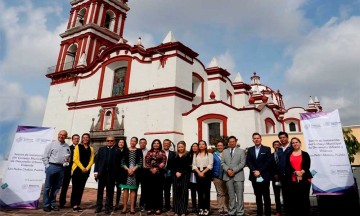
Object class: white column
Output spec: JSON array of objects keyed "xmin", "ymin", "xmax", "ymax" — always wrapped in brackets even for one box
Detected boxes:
[
  {"xmin": 90, "ymin": 39, "xmax": 97, "ymax": 62},
  {"xmin": 86, "ymin": 3, "xmax": 93, "ymax": 24},
  {"xmin": 71, "ymin": 9, "xmax": 77, "ymax": 27},
  {"xmin": 97, "ymin": 4, "xmax": 104, "ymax": 26},
  {"xmin": 116, "ymin": 13, "xmax": 122, "ymax": 34},
  {"xmin": 85, "ymin": 35, "xmax": 91, "ymax": 55},
  {"xmin": 92, "ymin": 3, "xmax": 98, "ymax": 23}
]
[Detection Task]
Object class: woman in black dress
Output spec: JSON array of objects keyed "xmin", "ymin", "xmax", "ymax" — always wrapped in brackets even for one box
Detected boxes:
[
  {"xmin": 172, "ymin": 141, "xmax": 192, "ymax": 216},
  {"xmin": 114, "ymin": 138, "xmax": 128, "ymax": 211},
  {"xmin": 119, "ymin": 137, "xmax": 143, "ymax": 214},
  {"xmin": 189, "ymin": 143, "xmax": 199, "ymax": 213}
]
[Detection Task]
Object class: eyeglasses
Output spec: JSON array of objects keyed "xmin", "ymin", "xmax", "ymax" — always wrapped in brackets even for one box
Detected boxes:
[{"xmin": 106, "ymin": 140, "xmax": 114, "ymax": 142}]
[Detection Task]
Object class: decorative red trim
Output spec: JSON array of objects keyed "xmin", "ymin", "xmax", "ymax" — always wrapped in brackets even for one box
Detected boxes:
[
  {"xmin": 89, "ymin": 3, "xmax": 96, "ymax": 23},
  {"xmin": 192, "ymin": 72, "xmax": 204, "ymax": 103},
  {"xmin": 67, "ymin": 86, "xmax": 194, "ymax": 110},
  {"xmin": 97, "ymin": 65, "xmax": 106, "ymax": 99},
  {"xmin": 197, "ymin": 114, "xmax": 228, "ymax": 141},
  {"xmin": 144, "ymin": 131, "xmax": 184, "ymax": 135},
  {"xmin": 110, "ymin": 107, "xmax": 115, "ymax": 130},
  {"xmin": 74, "ymin": 38, "xmax": 83, "ymax": 65},
  {"xmin": 233, "ymin": 82, "xmax": 252, "ymax": 91},
  {"xmin": 208, "ymin": 77, "xmax": 226, "ymax": 82},
  {"xmin": 83, "ymin": 7, "xmax": 89, "ymax": 25},
  {"xmin": 80, "ymin": 37, "xmax": 88, "ymax": 56},
  {"xmin": 182, "ymin": 100, "xmax": 260, "ymax": 116},
  {"xmin": 265, "ymin": 118, "xmax": 276, "ymax": 134},
  {"xmin": 97, "ymin": 56, "xmax": 132, "ymax": 99},
  {"xmin": 234, "ymin": 91, "xmax": 249, "ymax": 95},
  {"xmin": 148, "ymin": 41, "xmax": 198, "ymax": 59},
  {"xmin": 67, "ymin": 12, "xmax": 74, "ymax": 29},
  {"xmin": 205, "ymin": 67, "xmax": 230, "ymax": 77}
]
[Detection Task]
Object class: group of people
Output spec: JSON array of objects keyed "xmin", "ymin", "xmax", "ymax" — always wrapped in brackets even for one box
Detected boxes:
[{"xmin": 41, "ymin": 130, "xmax": 312, "ymax": 216}]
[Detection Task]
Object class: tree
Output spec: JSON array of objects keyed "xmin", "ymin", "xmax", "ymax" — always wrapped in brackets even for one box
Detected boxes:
[{"xmin": 343, "ymin": 128, "xmax": 360, "ymax": 163}]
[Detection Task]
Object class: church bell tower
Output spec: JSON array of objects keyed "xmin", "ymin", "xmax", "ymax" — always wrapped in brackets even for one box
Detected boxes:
[{"xmin": 50, "ymin": 0, "xmax": 129, "ymax": 73}]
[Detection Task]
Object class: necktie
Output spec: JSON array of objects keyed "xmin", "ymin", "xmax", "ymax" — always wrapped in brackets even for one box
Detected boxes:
[
  {"xmin": 230, "ymin": 149, "xmax": 233, "ymax": 157},
  {"xmin": 274, "ymin": 150, "xmax": 279, "ymax": 165}
]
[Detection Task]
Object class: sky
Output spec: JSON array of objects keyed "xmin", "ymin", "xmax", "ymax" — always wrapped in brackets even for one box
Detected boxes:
[{"xmin": 0, "ymin": 0, "xmax": 359, "ymax": 157}]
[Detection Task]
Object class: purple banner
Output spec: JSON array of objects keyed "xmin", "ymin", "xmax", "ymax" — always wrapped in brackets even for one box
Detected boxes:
[{"xmin": 16, "ymin": 125, "xmax": 51, "ymax": 133}]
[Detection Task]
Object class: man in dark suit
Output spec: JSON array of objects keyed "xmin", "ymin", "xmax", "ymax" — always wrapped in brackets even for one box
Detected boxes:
[
  {"xmin": 162, "ymin": 139, "xmax": 175, "ymax": 211},
  {"xmin": 271, "ymin": 140, "xmax": 282, "ymax": 216},
  {"xmin": 246, "ymin": 132, "xmax": 272, "ymax": 216},
  {"xmin": 94, "ymin": 136, "xmax": 117, "ymax": 214},
  {"xmin": 59, "ymin": 134, "xmax": 79, "ymax": 208},
  {"xmin": 221, "ymin": 135, "xmax": 246, "ymax": 216},
  {"xmin": 277, "ymin": 131, "xmax": 293, "ymax": 215}
]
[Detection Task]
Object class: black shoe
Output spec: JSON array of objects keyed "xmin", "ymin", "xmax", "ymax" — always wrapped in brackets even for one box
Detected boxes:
[
  {"xmin": 95, "ymin": 208, "xmax": 102, "ymax": 213},
  {"xmin": 51, "ymin": 206, "xmax": 60, "ymax": 211},
  {"xmin": 105, "ymin": 209, "xmax": 112, "ymax": 214},
  {"xmin": 59, "ymin": 204, "xmax": 65, "ymax": 208},
  {"xmin": 43, "ymin": 206, "xmax": 51, "ymax": 212}
]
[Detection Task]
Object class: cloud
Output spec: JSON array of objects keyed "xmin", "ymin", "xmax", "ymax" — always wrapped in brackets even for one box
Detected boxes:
[
  {"xmin": 0, "ymin": 1, "xmax": 67, "ymax": 77},
  {"xmin": 214, "ymin": 51, "xmax": 236, "ymax": 75},
  {"xmin": 126, "ymin": 0, "xmax": 310, "ymax": 43},
  {"xmin": 285, "ymin": 16, "xmax": 360, "ymax": 125}
]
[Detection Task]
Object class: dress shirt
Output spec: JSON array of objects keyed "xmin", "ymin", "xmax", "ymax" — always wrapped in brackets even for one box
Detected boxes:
[
  {"xmin": 42, "ymin": 140, "xmax": 70, "ymax": 168},
  {"xmin": 192, "ymin": 153, "xmax": 213, "ymax": 170},
  {"xmin": 255, "ymin": 145, "xmax": 261, "ymax": 158}
]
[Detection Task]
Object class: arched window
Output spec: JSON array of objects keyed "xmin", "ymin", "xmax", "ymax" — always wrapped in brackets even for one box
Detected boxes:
[
  {"xmin": 265, "ymin": 118, "xmax": 276, "ymax": 134},
  {"xmin": 63, "ymin": 44, "xmax": 77, "ymax": 70},
  {"xmin": 197, "ymin": 114, "xmax": 228, "ymax": 143},
  {"xmin": 112, "ymin": 67, "xmax": 127, "ymax": 96},
  {"xmin": 104, "ymin": 10, "xmax": 115, "ymax": 31},
  {"xmin": 289, "ymin": 122, "xmax": 296, "ymax": 132},
  {"xmin": 103, "ymin": 110, "xmax": 112, "ymax": 130},
  {"xmin": 76, "ymin": 8, "xmax": 86, "ymax": 26}
]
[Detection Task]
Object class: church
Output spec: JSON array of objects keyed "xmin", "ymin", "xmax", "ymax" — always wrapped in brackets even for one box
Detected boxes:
[{"xmin": 42, "ymin": 0, "xmax": 322, "ymax": 149}]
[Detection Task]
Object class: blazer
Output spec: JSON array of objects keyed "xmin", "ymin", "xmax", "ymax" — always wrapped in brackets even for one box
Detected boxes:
[
  {"xmin": 94, "ymin": 146, "xmax": 118, "ymax": 176},
  {"xmin": 285, "ymin": 150, "xmax": 312, "ymax": 183},
  {"xmin": 221, "ymin": 147, "xmax": 246, "ymax": 182},
  {"xmin": 246, "ymin": 145, "xmax": 272, "ymax": 182},
  {"xmin": 165, "ymin": 150, "xmax": 176, "ymax": 176},
  {"xmin": 119, "ymin": 148, "xmax": 143, "ymax": 185},
  {"xmin": 71, "ymin": 144, "xmax": 95, "ymax": 174}
]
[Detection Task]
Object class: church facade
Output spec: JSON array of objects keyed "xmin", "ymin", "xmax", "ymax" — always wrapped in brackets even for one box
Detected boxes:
[{"xmin": 42, "ymin": 0, "xmax": 322, "ymax": 149}]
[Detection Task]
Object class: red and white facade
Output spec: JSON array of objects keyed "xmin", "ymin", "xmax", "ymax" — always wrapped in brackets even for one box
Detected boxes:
[{"xmin": 43, "ymin": 0, "xmax": 323, "ymax": 148}]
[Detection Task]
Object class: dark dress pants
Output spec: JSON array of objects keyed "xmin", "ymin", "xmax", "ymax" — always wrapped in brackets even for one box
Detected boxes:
[{"xmin": 96, "ymin": 173, "xmax": 115, "ymax": 211}]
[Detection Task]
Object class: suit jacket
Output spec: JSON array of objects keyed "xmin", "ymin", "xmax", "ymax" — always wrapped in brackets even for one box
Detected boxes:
[
  {"xmin": 94, "ymin": 146, "xmax": 118, "ymax": 177},
  {"xmin": 165, "ymin": 150, "xmax": 176, "ymax": 176},
  {"xmin": 221, "ymin": 147, "xmax": 246, "ymax": 182},
  {"xmin": 64, "ymin": 144, "xmax": 76, "ymax": 174},
  {"xmin": 271, "ymin": 151, "xmax": 282, "ymax": 179},
  {"xmin": 246, "ymin": 145, "xmax": 272, "ymax": 182},
  {"xmin": 285, "ymin": 150, "xmax": 312, "ymax": 183}
]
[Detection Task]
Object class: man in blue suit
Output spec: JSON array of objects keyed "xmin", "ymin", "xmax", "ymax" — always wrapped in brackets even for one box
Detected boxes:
[{"xmin": 246, "ymin": 132, "xmax": 272, "ymax": 216}]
